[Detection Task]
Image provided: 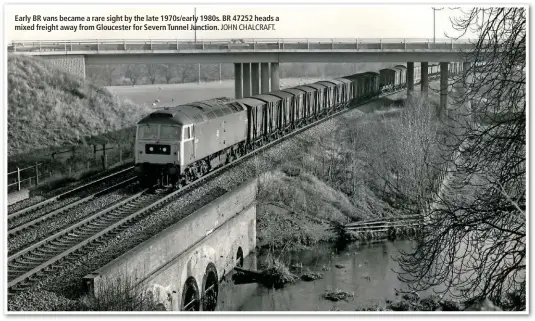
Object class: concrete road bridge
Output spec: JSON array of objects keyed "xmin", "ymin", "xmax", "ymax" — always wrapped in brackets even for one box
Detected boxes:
[{"xmin": 9, "ymin": 37, "xmax": 483, "ymax": 110}]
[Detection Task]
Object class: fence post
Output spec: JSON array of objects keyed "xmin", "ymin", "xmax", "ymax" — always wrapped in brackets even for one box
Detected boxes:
[
  {"xmin": 120, "ymin": 149, "xmax": 123, "ymax": 163},
  {"xmin": 17, "ymin": 167, "xmax": 21, "ymax": 191},
  {"xmin": 69, "ymin": 166, "xmax": 72, "ymax": 177},
  {"xmin": 35, "ymin": 163, "xmax": 39, "ymax": 185},
  {"xmin": 102, "ymin": 143, "xmax": 107, "ymax": 169},
  {"xmin": 94, "ymin": 144, "xmax": 97, "ymax": 160}
]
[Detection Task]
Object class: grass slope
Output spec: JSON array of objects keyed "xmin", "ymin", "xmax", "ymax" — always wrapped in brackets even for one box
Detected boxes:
[{"xmin": 8, "ymin": 55, "xmax": 151, "ymax": 156}]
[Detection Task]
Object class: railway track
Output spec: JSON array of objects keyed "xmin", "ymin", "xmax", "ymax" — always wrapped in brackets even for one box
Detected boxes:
[
  {"xmin": 7, "ymin": 87, "xmax": 409, "ymax": 293},
  {"xmin": 8, "ymin": 166, "xmax": 135, "ymax": 218},
  {"xmin": 8, "ymin": 177, "xmax": 138, "ymax": 238}
]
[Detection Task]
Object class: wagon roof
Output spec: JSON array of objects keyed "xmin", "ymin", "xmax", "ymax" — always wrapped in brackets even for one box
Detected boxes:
[
  {"xmin": 293, "ymin": 86, "xmax": 316, "ymax": 93},
  {"xmin": 253, "ymin": 94, "xmax": 281, "ymax": 103},
  {"xmin": 303, "ymin": 84, "xmax": 326, "ymax": 90},
  {"xmin": 334, "ymin": 78, "xmax": 352, "ymax": 84},
  {"xmin": 232, "ymin": 97, "xmax": 266, "ymax": 107},
  {"xmin": 394, "ymin": 65, "xmax": 407, "ymax": 69},
  {"xmin": 343, "ymin": 73, "xmax": 367, "ymax": 80},
  {"xmin": 316, "ymin": 81, "xmax": 337, "ymax": 88},
  {"xmin": 379, "ymin": 68, "xmax": 397, "ymax": 73},
  {"xmin": 137, "ymin": 100, "xmax": 243, "ymax": 126},
  {"xmin": 364, "ymin": 71, "xmax": 380, "ymax": 76},
  {"xmin": 282, "ymin": 88, "xmax": 305, "ymax": 96},
  {"xmin": 267, "ymin": 91, "xmax": 294, "ymax": 99}
]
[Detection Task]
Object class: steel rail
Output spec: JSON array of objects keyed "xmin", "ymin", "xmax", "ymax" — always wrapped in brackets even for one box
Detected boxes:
[
  {"xmin": 8, "ymin": 177, "xmax": 138, "ymax": 236},
  {"xmin": 8, "ymin": 166, "xmax": 134, "ymax": 218}
]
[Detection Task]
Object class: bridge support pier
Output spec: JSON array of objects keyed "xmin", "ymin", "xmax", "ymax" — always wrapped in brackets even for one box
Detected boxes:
[
  {"xmin": 261, "ymin": 63, "xmax": 270, "ymax": 93},
  {"xmin": 407, "ymin": 61, "xmax": 414, "ymax": 97},
  {"xmin": 234, "ymin": 63, "xmax": 242, "ymax": 99},
  {"xmin": 439, "ymin": 62, "xmax": 449, "ymax": 117},
  {"xmin": 271, "ymin": 62, "xmax": 280, "ymax": 91},
  {"xmin": 420, "ymin": 62, "xmax": 428, "ymax": 95},
  {"xmin": 251, "ymin": 63, "xmax": 260, "ymax": 95},
  {"xmin": 243, "ymin": 63, "xmax": 251, "ymax": 97},
  {"xmin": 463, "ymin": 61, "xmax": 473, "ymax": 116}
]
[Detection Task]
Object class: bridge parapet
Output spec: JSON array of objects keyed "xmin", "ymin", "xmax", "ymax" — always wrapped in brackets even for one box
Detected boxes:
[{"xmin": 9, "ymin": 38, "xmax": 479, "ymax": 55}]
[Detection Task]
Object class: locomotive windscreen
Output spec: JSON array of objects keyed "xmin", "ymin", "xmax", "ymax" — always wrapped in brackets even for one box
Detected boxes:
[{"xmin": 150, "ymin": 112, "xmax": 173, "ymax": 118}]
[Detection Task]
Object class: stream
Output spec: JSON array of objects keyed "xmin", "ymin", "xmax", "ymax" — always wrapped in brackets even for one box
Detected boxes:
[{"xmin": 216, "ymin": 240, "xmax": 444, "ymax": 311}]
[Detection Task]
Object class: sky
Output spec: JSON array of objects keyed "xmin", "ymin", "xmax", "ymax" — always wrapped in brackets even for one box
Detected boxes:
[{"xmin": 5, "ymin": 4, "xmax": 480, "ymax": 43}]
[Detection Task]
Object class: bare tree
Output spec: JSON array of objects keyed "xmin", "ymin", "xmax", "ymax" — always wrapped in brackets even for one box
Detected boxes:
[
  {"xmin": 85, "ymin": 65, "xmax": 117, "ymax": 86},
  {"xmin": 124, "ymin": 64, "xmax": 145, "ymax": 85},
  {"xmin": 160, "ymin": 64, "xmax": 176, "ymax": 84},
  {"xmin": 101, "ymin": 65, "xmax": 117, "ymax": 86},
  {"xmin": 146, "ymin": 64, "xmax": 158, "ymax": 84},
  {"xmin": 175, "ymin": 64, "xmax": 195, "ymax": 83},
  {"xmin": 396, "ymin": 7, "xmax": 526, "ymax": 310}
]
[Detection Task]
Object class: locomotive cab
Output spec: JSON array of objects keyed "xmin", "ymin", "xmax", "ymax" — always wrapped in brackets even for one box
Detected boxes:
[{"xmin": 134, "ymin": 111, "xmax": 185, "ymax": 188}]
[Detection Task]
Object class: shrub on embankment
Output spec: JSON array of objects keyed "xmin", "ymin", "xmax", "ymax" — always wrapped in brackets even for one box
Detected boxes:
[
  {"xmin": 8, "ymin": 54, "xmax": 151, "ymax": 157},
  {"xmin": 257, "ymin": 92, "xmax": 447, "ymax": 250}
]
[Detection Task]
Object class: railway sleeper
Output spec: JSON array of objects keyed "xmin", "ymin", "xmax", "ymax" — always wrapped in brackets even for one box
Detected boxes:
[
  {"xmin": 25, "ymin": 252, "xmax": 49, "ymax": 261},
  {"xmin": 98, "ymin": 217, "xmax": 122, "ymax": 224},
  {"xmin": 35, "ymin": 247, "xmax": 63, "ymax": 256},
  {"xmin": 7, "ymin": 268, "xmax": 28, "ymax": 277},
  {"xmin": 9, "ymin": 283, "xmax": 31, "ymax": 292},
  {"xmin": 61, "ymin": 235, "xmax": 83, "ymax": 243},
  {"xmin": 107, "ymin": 211, "xmax": 129, "ymax": 218},
  {"xmin": 49, "ymin": 239, "xmax": 75, "ymax": 248},
  {"xmin": 83, "ymin": 226, "xmax": 106, "ymax": 233},
  {"xmin": 105, "ymin": 211, "xmax": 131, "ymax": 221},
  {"xmin": 12, "ymin": 258, "xmax": 40, "ymax": 269},
  {"xmin": 8, "ymin": 262, "xmax": 29, "ymax": 270}
]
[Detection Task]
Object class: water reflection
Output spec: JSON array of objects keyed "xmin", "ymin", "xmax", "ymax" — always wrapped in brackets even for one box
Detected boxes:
[{"xmin": 217, "ymin": 240, "xmax": 435, "ymax": 311}]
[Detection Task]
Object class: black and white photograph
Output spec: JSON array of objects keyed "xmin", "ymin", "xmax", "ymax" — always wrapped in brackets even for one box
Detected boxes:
[{"xmin": 2, "ymin": 0, "xmax": 528, "ymax": 315}]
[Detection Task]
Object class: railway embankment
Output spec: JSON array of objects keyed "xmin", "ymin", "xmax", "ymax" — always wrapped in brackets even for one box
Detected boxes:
[
  {"xmin": 256, "ymin": 86, "xmax": 446, "ymax": 251},
  {"xmin": 8, "ymin": 55, "xmax": 149, "ymax": 157}
]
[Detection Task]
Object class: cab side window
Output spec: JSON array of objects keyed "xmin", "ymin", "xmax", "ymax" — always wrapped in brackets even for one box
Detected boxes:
[{"xmin": 183, "ymin": 126, "xmax": 193, "ymax": 140}]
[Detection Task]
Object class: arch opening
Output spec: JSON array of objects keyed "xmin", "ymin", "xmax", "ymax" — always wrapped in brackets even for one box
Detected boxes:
[
  {"xmin": 202, "ymin": 263, "xmax": 219, "ymax": 311},
  {"xmin": 236, "ymin": 247, "xmax": 244, "ymax": 268},
  {"xmin": 181, "ymin": 276, "xmax": 200, "ymax": 311}
]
